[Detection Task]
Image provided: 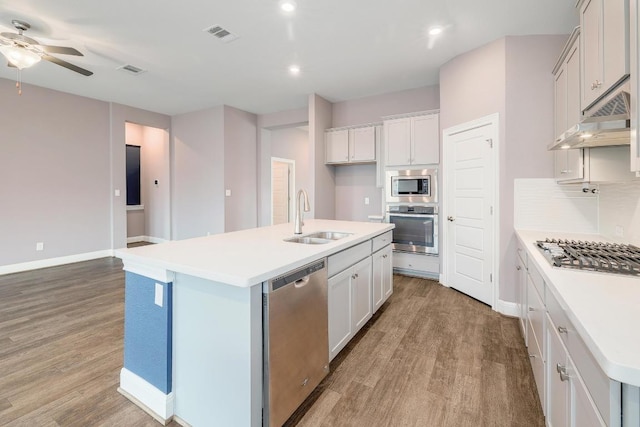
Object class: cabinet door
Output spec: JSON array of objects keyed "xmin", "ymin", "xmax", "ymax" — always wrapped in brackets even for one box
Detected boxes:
[
  {"xmin": 571, "ymin": 359, "xmax": 607, "ymax": 427},
  {"xmin": 411, "ymin": 114, "xmax": 439, "ymax": 165},
  {"xmin": 350, "ymin": 126, "xmax": 376, "ymax": 162},
  {"xmin": 556, "ymin": 149, "xmax": 585, "ymax": 182},
  {"xmin": 328, "ymin": 268, "xmax": 353, "ymax": 361},
  {"xmin": 546, "ymin": 315, "xmax": 570, "ymax": 427},
  {"xmin": 384, "ymin": 118, "xmax": 412, "ymax": 166},
  {"xmin": 351, "ymin": 257, "xmax": 372, "ymax": 334},
  {"xmin": 516, "ymin": 254, "xmax": 528, "ymax": 346},
  {"xmin": 581, "ymin": 0, "xmax": 604, "ymax": 109},
  {"xmin": 554, "ymin": 64, "xmax": 568, "ymax": 141},
  {"xmin": 602, "ymin": 0, "xmax": 629, "ymax": 92},
  {"xmin": 325, "ymin": 130, "xmax": 349, "ymax": 164},
  {"xmin": 566, "ymin": 38, "xmax": 581, "ymax": 129},
  {"xmin": 372, "ymin": 245, "xmax": 393, "ymax": 313}
]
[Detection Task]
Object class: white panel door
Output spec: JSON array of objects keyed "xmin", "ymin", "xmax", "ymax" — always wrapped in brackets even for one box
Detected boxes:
[
  {"xmin": 444, "ymin": 120, "xmax": 495, "ymax": 306},
  {"xmin": 271, "ymin": 160, "xmax": 291, "ymax": 225}
]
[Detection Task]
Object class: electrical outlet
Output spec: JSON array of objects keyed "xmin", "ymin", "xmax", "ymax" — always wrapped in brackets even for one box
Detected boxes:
[
  {"xmin": 36, "ymin": 242, "xmax": 44, "ymax": 251},
  {"xmin": 225, "ymin": 189, "xmax": 231, "ymax": 197},
  {"xmin": 114, "ymin": 189, "xmax": 121, "ymax": 197},
  {"xmin": 615, "ymin": 225, "xmax": 624, "ymax": 237},
  {"xmin": 364, "ymin": 197, "xmax": 370, "ymax": 205}
]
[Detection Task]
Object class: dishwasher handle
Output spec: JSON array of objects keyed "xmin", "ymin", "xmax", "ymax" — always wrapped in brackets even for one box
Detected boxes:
[
  {"xmin": 294, "ymin": 277, "xmax": 310, "ymax": 288},
  {"xmin": 268, "ymin": 259, "xmax": 326, "ymax": 292}
]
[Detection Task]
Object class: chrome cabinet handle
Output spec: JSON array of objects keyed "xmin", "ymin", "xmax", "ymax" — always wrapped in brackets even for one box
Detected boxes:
[
  {"xmin": 516, "ymin": 265, "xmax": 522, "ymax": 271},
  {"xmin": 447, "ymin": 216, "xmax": 455, "ymax": 222},
  {"xmin": 556, "ymin": 363, "xmax": 566, "ymax": 374},
  {"xmin": 528, "ymin": 307, "xmax": 534, "ymax": 312},
  {"xmin": 529, "ymin": 354, "xmax": 536, "ymax": 359},
  {"xmin": 383, "ymin": 254, "xmax": 388, "ymax": 258},
  {"xmin": 591, "ymin": 80, "xmax": 602, "ymax": 90},
  {"xmin": 557, "ymin": 326, "xmax": 568, "ymax": 334},
  {"xmin": 560, "ymin": 371, "xmax": 570, "ymax": 382}
]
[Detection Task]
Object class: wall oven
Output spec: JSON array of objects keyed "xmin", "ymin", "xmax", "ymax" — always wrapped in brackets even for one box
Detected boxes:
[
  {"xmin": 386, "ymin": 205, "xmax": 438, "ymax": 255},
  {"xmin": 386, "ymin": 169, "xmax": 437, "ymax": 204}
]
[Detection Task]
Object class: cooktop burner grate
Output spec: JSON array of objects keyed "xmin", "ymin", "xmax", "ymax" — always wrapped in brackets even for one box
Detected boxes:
[{"xmin": 536, "ymin": 238, "xmax": 640, "ymax": 276}]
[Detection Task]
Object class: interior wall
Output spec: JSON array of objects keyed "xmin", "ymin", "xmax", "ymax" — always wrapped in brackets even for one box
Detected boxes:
[
  {"xmin": 269, "ymin": 127, "xmax": 311, "ymax": 225},
  {"xmin": 256, "ymin": 107, "xmax": 309, "ymax": 227},
  {"xmin": 309, "ymin": 94, "xmax": 335, "ymax": 219},
  {"xmin": 331, "ymin": 85, "xmax": 440, "ymax": 127},
  {"xmin": 142, "ymin": 126, "xmax": 171, "ymax": 240},
  {"xmin": 171, "ymin": 106, "xmax": 225, "ymax": 240},
  {"xmin": 334, "ymin": 165, "xmax": 383, "ymax": 221},
  {"xmin": 0, "ymin": 79, "xmax": 110, "ymax": 266},
  {"xmin": 223, "ymin": 106, "xmax": 258, "ymax": 232}
]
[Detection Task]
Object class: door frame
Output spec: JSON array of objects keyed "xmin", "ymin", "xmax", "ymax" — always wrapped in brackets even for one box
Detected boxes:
[
  {"xmin": 441, "ymin": 113, "xmax": 500, "ymax": 309},
  {"xmin": 270, "ymin": 157, "xmax": 295, "ymax": 225}
]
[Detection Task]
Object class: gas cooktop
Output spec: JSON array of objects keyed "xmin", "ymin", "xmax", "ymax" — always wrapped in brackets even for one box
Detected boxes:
[{"xmin": 536, "ymin": 238, "xmax": 640, "ymax": 276}]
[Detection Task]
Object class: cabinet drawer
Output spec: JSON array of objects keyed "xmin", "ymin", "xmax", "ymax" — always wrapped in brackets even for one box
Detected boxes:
[
  {"xmin": 528, "ymin": 262, "xmax": 545, "ymax": 303},
  {"xmin": 328, "ymin": 241, "xmax": 371, "ymax": 278},
  {"xmin": 516, "ymin": 241, "xmax": 527, "ymax": 266},
  {"xmin": 392, "ymin": 251, "xmax": 439, "ymax": 274},
  {"xmin": 527, "ymin": 322, "xmax": 546, "ymax": 412},
  {"xmin": 372, "ymin": 231, "xmax": 392, "ymax": 253}
]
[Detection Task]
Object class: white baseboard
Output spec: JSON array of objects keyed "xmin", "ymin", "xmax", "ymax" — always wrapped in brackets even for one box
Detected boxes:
[
  {"xmin": 119, "ymin": 368, "xmax": 174, "ymax": 423},
  {"xmin": 127, "ymin": 236, "xmax": 169, "ymax": 244},
  {"xmin": 496, "ymin": 299, "xmax": 519, "ymax": 317},
  {"xmin": 0, "ymin": 250, "xmax": 114, "ymax": 275}
]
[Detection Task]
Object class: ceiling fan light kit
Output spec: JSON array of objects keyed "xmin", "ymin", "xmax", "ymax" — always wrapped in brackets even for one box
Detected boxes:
[
  {"xmin": 0, "ymin": 19, "xmax": 93, "ymax": 94},
  {"xmin": 0, "ymin": 44, "xmax": 41, "ymax": 69}
]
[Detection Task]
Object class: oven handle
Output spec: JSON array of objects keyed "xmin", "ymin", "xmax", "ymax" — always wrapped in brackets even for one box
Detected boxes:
[{"xmin": 387, "ymin": 213, "xmax": 437, "ymax": 218}]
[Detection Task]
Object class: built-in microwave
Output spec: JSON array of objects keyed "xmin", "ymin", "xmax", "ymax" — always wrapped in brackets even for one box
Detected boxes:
[{"xmin": 386, "ymin": 169, "xmax": 437, "ymax": 204}]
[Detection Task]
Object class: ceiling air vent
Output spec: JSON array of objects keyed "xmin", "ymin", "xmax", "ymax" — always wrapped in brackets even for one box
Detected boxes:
[
  {"xmin": 203, "ymin": 24, "xmax": 239, "ymax": 43},
  {"xmin": 117, "ymin": 64, "xmax": 146, "ymax": 75}
]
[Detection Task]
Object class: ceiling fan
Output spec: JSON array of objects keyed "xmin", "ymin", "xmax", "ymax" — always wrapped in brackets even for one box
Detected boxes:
[{"xmin": 0, "ymin": 19, "xmax": 93, "ymax": 76}]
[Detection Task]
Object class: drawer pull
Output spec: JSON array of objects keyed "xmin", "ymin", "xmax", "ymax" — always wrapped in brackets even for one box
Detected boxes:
[
  {"xmin": 556, "ymin": 363, "xmax": 566, "ymax": 374},
  {"xmin": 528, "ymin": 307, "xmax": 534, "ymax": 312},
  {"xmin": 560, "ymin": 371, "xmax": 570, "ymax": 382},
  {"xmin": 529, "ymin": 354, "xmax": 536, "ymax": 359},
  {"xmin": 557, "ymin": 326, "xmax": 568, "ymax": 334},
  {"xmin": 516, "ymin": 265, "xmax": 522, "ymax": 271}
]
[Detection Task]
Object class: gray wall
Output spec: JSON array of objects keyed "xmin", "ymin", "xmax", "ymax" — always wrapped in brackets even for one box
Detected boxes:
[
  {"xmin": 171, "ymin": 107, "xmax": 225, "ymax": 239},
  {"xmin": 309, "ymin": 94, "xmax": 335, "ymax": 219},
  {"xmin": 0, "ymin": 79, "xmax": 110, "ymax": 266},
  {"xmin": 332, "ymin": 85, "xmax": 440, "ymax": 128},
  {"xmin": 440, "ymin": 35, "xmax": 566, "ymax": 303},
  {"xmin": 224, "ymin": 106, "xmax": 258, "ymax": 232}
]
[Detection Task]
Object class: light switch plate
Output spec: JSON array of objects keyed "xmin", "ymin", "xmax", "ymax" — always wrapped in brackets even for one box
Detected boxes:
[
  {"xmin": 36, "ymin": 242, "xmax": 44, "ymax": 251},
  {"xmin": 364, "ymin": 197, "xmax": 370, "ymax": 205},
  {"xmin": 225, "ymin": 189, "xmax": 231, "ymax": 197},
  {"xmin": 155, "ymin": 283, "xmax": 163, "ymax": 307},
  {"xmin": 115, "ymin": 189, "xmax": 121, "ymax": 197}
]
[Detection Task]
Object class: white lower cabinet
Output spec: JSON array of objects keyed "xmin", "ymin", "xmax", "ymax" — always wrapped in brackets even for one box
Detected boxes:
[
  {"xmin": 328, "ymin": 257, "xmax": 372, "ymax": 361},
  {"xmin": 372, "ymin": 245, "xmax": 392, "ymax": 312},
  {"xmin": 546, "ymin": 313, "xmax": 606, "ymax": 427}
]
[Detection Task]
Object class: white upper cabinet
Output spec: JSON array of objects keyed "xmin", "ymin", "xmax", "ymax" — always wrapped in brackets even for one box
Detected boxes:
[
  {"xmin": 631, "ymin": 0, "xmax": 640, "ymax": 172},
  {"xmin": 384, "ymin": 112, "xmax": 439, "ymax": 167},
  {"xmin": 553, "ymin": 29, "xmax": 585, "ymax": 182},
  {"xmin": 325, "ymin": 125, "xmax": 376, "ymax": 165},
  {"xmin": 579, "ymin": 0, "xmax": 630, "ymax": 110}
]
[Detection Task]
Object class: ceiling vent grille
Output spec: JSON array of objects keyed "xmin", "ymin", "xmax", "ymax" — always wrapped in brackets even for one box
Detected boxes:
[
  {"xmin": 203, "ymin": 24, "xmax": 239, "ymax": 43},
  {"xmin": 117, "ymin": 64, "xmax": 146, "ymax": 75}
]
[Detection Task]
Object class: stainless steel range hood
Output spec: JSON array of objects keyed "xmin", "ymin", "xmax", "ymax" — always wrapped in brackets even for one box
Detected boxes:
[{"xmin": 549, "ymin": 79, "xmax": 631, "ymax": 151}]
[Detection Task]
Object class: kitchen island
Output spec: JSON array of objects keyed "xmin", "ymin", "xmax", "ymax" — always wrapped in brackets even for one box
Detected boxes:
[{"xmin": 115, "ymin": 219, "xmax": 393, "ymax": 426}]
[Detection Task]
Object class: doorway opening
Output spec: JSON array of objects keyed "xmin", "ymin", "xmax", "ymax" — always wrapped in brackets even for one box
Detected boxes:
[
  {"xmin": 271, "ymin": 158, "xmax": 295, "ymax": 225},
  {"xmin": 124, "ymin": 122, "xmax": 171, "ymax": 246}
]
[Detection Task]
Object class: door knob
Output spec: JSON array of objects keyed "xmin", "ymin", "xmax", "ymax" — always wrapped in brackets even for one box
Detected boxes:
[{"xmin": 447, "ymin": 216, "xmax": 455, "ymax": 222}]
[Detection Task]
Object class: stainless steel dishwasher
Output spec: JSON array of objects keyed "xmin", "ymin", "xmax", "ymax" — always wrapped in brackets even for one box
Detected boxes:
[{"xmin": 263, "ymin": 258, "xmax": 329, "ymax": 427}]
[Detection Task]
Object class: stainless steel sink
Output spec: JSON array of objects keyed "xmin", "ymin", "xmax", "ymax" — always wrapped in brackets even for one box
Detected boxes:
[
  {"xmin": 306, "ymin": 231, "xmax": 352, "ymax": 240},
  {"xmin": 284, "ymin": 236, "xmax": 331, "ymax": 244},
  {"xmin": 283, "ymin": 231, "xmax": 352, "ymax": 244}
]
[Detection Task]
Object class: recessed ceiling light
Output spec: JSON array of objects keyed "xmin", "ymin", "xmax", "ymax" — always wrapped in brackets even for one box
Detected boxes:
[
  {"xmin": 429, "ymin": 27, "xmax": 443, "ymax": 36},
  {"xmin": 280, "ymin": 0, "xmax": 297, "ymax": 12},
  {"xmin": 288, "ymin": 65, "xmax": 301, "ymax": 75}
]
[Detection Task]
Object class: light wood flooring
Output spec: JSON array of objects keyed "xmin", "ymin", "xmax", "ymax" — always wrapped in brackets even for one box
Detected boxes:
[{"xmin": 0, "ymin": 258, "xmax": 543, "ymax": 426}]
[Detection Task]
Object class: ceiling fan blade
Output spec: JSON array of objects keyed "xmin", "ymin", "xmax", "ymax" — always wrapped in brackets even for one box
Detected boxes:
[
  {"xmin": 41, "ymin": 54, "xmax": 93, "ymax": 76},
  {"xmin": 40, "ymin": 45, "xmax": 83, "ymax": 56}
]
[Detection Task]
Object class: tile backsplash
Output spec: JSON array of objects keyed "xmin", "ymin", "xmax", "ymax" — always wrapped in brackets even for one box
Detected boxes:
[{"xmin": 598, "ymin": 181, "xmax": 640, "ymax": 245}]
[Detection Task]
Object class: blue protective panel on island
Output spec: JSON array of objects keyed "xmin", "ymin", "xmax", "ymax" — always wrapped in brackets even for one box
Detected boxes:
[{"xmin": 124, "ymin": 272, "xmax": 172, "ymax": 394}]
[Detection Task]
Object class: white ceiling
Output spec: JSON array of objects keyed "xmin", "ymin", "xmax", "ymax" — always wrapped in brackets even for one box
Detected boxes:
[{"xmin": 0, "ymin": 0, "xmax": 578, "ymax": 116}]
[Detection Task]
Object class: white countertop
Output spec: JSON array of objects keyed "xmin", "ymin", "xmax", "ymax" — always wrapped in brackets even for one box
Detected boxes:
[
  {"xmin": 116, "ymin": 220, "xmax": 393, "ymax": 288},
  {"xmin": 516, "ymin": 229, "xmax": 640, "ymax": 387}
]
